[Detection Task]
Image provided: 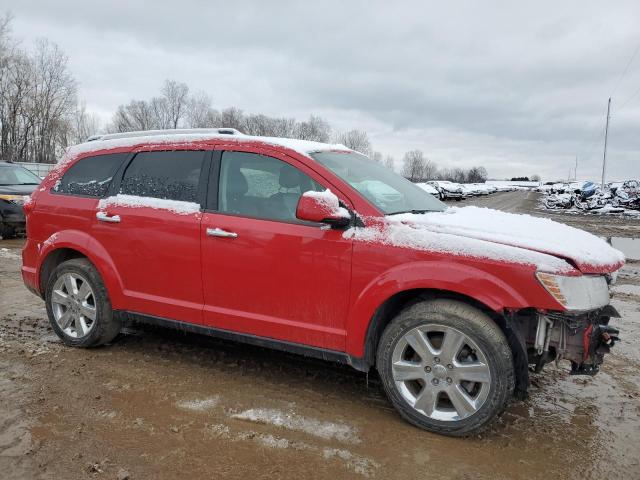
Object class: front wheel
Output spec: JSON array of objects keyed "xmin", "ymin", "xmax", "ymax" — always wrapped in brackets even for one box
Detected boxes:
[
  {"xmin": 45, "ymin": 258, "xmax": 121, "ymax": 347},
  {"xmin": 376, "ymin": 299, "xmax": 514, "ymax": 436}
]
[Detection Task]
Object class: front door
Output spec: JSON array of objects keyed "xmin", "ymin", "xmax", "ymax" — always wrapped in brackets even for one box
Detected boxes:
[
  {"xmin": 92, "ymin": 149, "xmax": 208, "ymax": 324},
  {"xmin": 200, "ymin": 148, "xmax": 352, "ymax": 351}
]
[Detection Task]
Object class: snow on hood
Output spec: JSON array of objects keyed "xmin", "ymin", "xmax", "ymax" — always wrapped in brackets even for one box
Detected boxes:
[{"xmin": 345, "ymin": 206, "xmax": 625, "ymax": 274}]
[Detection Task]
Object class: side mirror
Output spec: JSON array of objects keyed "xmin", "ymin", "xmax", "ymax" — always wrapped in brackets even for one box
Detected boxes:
[{"xmin": 296, "ymin": 190, "xmax": 351, "ymax": 228}]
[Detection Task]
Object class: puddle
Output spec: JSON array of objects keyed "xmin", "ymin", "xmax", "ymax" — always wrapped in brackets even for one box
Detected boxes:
[{"xmin": 607, "ymin": 237, "xmax": 640, "ymax": 260}]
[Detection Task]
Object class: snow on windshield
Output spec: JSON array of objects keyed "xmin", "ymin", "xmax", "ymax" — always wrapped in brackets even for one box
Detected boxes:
[
  {"xmin": 345, "ymin": 206, "xmax": 625, "ymax": 273},
  {"xmin": 98, "ymin": 194, "xmax": 200, "ymax": 215}
]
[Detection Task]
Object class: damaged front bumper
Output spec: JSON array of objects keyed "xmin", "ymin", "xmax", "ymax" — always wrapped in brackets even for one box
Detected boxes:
[{"xmin": 530, "ymin": 305, "xmax": 621, "ymax": 375}]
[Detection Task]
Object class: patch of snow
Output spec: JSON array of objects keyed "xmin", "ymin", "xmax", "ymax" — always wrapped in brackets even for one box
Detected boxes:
[
  {"xmin": 176, "ymin": 396, "xmax": 220, "ymax": 412},
  {"xmin": 345, "ymin": 206, "xmax": 624, "ymax": 273},
  {"xmin": 204, "ymin": 423, "xmax": 231, "ymax": 438},
  {"xmin": 230, "ymin": 408, "xmax": 360, "ymax": 444},
  {"xmin": 323, "ymin": 448, "xmax": 380, "ymax": 477},
  {"xmin": 56, "ymin": 132, "xmax": 351, "ymax": 168},
  {"xmin": 612, "ymin": 284, "xmax": 640, "ymax": 297},
  {"xmin": 98, "ymin": 194, "xmax": 200, "ymax": 215},
  {"xmin": 0, "ymin": 248, "xmax": 19, "ymax": 259},
  {"xmin": 303, "ymin": 189, "xmax": 350, "ymax": 218}
]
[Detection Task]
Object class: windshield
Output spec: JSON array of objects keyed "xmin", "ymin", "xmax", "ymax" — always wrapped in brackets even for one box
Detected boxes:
[
  {"xmin": 310, "ymin": 151, "xmax": 446, "ymax": 214},
  {"xmin": 0, "ymin": 165, "xmax": 42, "ymax": 185}
]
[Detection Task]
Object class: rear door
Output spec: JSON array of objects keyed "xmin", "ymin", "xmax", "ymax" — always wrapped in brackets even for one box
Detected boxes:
[
  {"xmin": 200, "ymin": 146, "xmax": 353, "ymax": 351},
  {"xmin": 92, "ymin": 149, "xmax": 210, "ymax": 324}
]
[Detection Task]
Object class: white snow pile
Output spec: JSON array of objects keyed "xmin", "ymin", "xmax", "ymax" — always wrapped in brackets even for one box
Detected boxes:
[
  {"xmin": 345, "ymin": 206, "xmax": 625, "ymax": 273},
  {"xmin": 303, "ymin": 189, "xmax": 350, "ymax": 218},
  {"xmin": 176, "ymin": 396, "xmax": 220, "ymax": 412},
  {"xmin": 0, "ymin": 248, "xmax": 19, "ymax": 259},
  {"xmin": 98, "ymin": 194, "xmax": 200, "ymax": 215},
  {"xmin": 231, "ymin": 408, "xmax": 360, "ymax": 444}
]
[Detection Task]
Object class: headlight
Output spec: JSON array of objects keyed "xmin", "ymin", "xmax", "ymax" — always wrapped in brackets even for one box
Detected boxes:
[
  {"xmin": 0, "ymin": 194, "xmax": 25, "ymax": 205},
  {"xmin": 536, "ymin": 272, "xmax": 609, "ymax": 311}
]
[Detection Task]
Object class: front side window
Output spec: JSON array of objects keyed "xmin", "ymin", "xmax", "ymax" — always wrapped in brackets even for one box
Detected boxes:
[
  {"xmin": 218, "ymin": 151, "xmax": 323, "ymax": 222},
  {"xmin": 120, "ymin": 151, "xmax": 205, "ymax": 203},
  {"xmin": 311, "ymin": 151, "xmax": 446, "ymax": 215},
  {"xmin": 54, "ymin": 153, "xmax": 127, "ymax": 197}
]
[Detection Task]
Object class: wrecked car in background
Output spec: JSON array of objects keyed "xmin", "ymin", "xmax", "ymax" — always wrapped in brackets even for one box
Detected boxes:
[{"xmin": 541, "ymin": 179, "xmax": 640, "ymax": 214}]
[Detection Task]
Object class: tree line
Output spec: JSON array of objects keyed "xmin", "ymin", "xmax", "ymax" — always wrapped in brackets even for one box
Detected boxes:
[
  {"xmin": 0, "ymin": 14, "xmax": 78, "ymax": 163},
  {"xmin": 0, "ymin": 12, "xmax": 487, "ymax": 182},
  {"xmin": 401, "ymin": 149, "xmax": 488, "ymax": 183}
]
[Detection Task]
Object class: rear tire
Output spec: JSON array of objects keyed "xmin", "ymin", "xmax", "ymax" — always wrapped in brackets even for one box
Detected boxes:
[
  {"xmin": 376, "ymin": 299, "xmax": 514, "ymax": 436},
  {"xmin": 45, "ymin": 258, "xmax": 121, "ymax": 347}
]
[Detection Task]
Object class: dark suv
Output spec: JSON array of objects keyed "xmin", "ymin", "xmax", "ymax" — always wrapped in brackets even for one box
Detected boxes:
[{"xmin": 0, "ymin": 160, "xmax": 41, "ymax": 238}]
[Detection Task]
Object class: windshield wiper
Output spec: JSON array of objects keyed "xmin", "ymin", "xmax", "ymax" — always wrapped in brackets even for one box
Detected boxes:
[{"xmin": 387, "ymin": 209, "xmax": 433, "ymax": 216}]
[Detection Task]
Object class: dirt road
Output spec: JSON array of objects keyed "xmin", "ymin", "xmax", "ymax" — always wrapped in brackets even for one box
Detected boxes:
[{"xmin": 1, "ymin": 192, "xmax": 639, "ymax": 480}]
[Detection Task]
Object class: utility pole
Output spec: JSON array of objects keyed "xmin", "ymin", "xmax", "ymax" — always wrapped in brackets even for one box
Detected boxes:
[
  {"xmin": 574, "ymin": 156, "xmax": 578, "ymax": 181},
  {"xmin": 601, "ymin": 97, "xmax": 611, "ymax": 188}
]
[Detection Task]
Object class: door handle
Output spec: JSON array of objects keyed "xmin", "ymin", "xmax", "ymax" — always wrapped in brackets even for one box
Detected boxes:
[
  {"xmin": 96, "ymin": 211, "xmax": 121, "ymax": 223},
  {"xmin": 206, "ymin": 227, "xmax": 238, "ymax": 238}
]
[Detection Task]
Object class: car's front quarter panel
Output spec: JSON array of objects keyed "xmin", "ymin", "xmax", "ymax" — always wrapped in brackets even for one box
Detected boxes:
[{"xmin": 344, "ymin": 241, "xmax": 565, "ymax": 358}]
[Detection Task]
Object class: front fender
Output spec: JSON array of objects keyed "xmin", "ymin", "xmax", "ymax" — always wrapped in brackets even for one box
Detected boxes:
[
  {"xmin": 345, "ymin": 260, "xmax": 532, "ymax": 357},
  {"xmin": 36, "ymin": 230, "xmax": 125, "ymax": 308}
]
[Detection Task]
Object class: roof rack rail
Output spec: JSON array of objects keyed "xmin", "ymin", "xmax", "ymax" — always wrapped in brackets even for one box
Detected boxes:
[{"xmin": 86, "ymin": 128, "xmax": 243, "ymax": 143}]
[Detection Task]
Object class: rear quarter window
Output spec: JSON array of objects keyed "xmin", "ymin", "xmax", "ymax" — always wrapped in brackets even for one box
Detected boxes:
[{"xmin": 54, "ymin": 153, "xmax": 128, "ymax": 197}]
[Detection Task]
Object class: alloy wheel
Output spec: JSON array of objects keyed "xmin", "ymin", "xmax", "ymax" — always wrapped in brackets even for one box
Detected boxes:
[
  {"xmin": 51, "ymin": 273, "xmax": 97, "ymax": 338},
  {"xmin": 391, "ymin": 324, "xmax": 491, "ymax": 421}
]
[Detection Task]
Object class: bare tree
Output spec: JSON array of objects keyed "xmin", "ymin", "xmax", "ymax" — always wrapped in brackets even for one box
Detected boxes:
[
  {"xmin": 371, "ymin": 151, "xmax": 383, "ymax": 163},
  {"xmin": 72, "ymin": 101, "xmax": 102, "ymax": 143},
  {"xmin": 384, "ymin": 154, "xmax": 395, "ymax": 171},
  {"xmin": 422, "ymin": 157, "xmax": 438, "ymax": 180},
  {"xmin": 295, "ymin": 115, "xmax": 331, "ymax": 142},
  {"xmin": 402, "ymin": 150, "xmax": 427, "ymax": 182},
  {"xmin": 185, "ymin": 91, "xmax": 219, "ymax": 128},
  {"xmin": 219, "ymin": 107, "xmax": 245, "ymax": 131},
  {"xmin": 531, "ymin": 174, "xmax": 541, "ymax": 182},
  {"xmin": 334, "ymin": 129, "xmax": 371, "ymax": 156},
  {"xmin": 0, "ymin": 20, "xmax": 77, "ymax": 164},
  {"xmin": 161, "ymin": 79, "xmax": 189, "ymax": 129}
]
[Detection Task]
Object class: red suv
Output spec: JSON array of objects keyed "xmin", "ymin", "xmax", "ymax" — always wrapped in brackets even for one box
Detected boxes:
[{"xmin": 21, "ymin": 129, "xmax": 625, "ymax": 436}]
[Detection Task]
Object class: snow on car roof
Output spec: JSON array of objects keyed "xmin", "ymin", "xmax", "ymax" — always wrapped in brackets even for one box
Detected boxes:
[{"xmin": 60, "ymin": 130, "xmax": 352, "ymax": 164}]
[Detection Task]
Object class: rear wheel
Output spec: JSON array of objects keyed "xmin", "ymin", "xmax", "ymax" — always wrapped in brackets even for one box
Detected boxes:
[
  {"xmin": 45, "ymin": 258, "xmax": 121, "ymax": 347},
  {"xmin": 377, "ymin": 299, "xmax": 514, "ymax": 436}
]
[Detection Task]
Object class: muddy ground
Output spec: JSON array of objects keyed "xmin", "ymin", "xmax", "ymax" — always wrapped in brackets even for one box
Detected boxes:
[{"xmin": 1, "ymin": 191, "xmax": 639, "ymax": 480}]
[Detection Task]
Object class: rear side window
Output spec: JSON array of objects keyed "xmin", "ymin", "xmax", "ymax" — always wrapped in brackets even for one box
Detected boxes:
[
  {"xmin": 54, "ymin": 153, "xmax": 127, "ymax": 197},
  {"xmin": 119, "ymin": 150, "xmax": 205, "ymax": 203}
]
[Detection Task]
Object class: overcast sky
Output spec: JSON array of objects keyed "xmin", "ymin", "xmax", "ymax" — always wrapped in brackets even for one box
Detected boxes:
[{"xmin": 6, "ymin": 0, "xmax": 640, "ymax": 180}]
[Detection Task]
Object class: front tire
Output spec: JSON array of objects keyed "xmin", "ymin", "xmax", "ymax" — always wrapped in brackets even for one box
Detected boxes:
[
  {"xmin": 45, "ymin": 258, "xmax": 121, "ymax": 347},
  {"xmin": 376, "ymin": 299, "xmax": 514, "ymax": 436}
]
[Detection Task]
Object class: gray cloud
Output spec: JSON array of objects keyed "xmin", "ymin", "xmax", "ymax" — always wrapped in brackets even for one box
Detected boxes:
[{"xmin": 8, "ymin": 0, "xmax": 640, "ymax": 180}]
